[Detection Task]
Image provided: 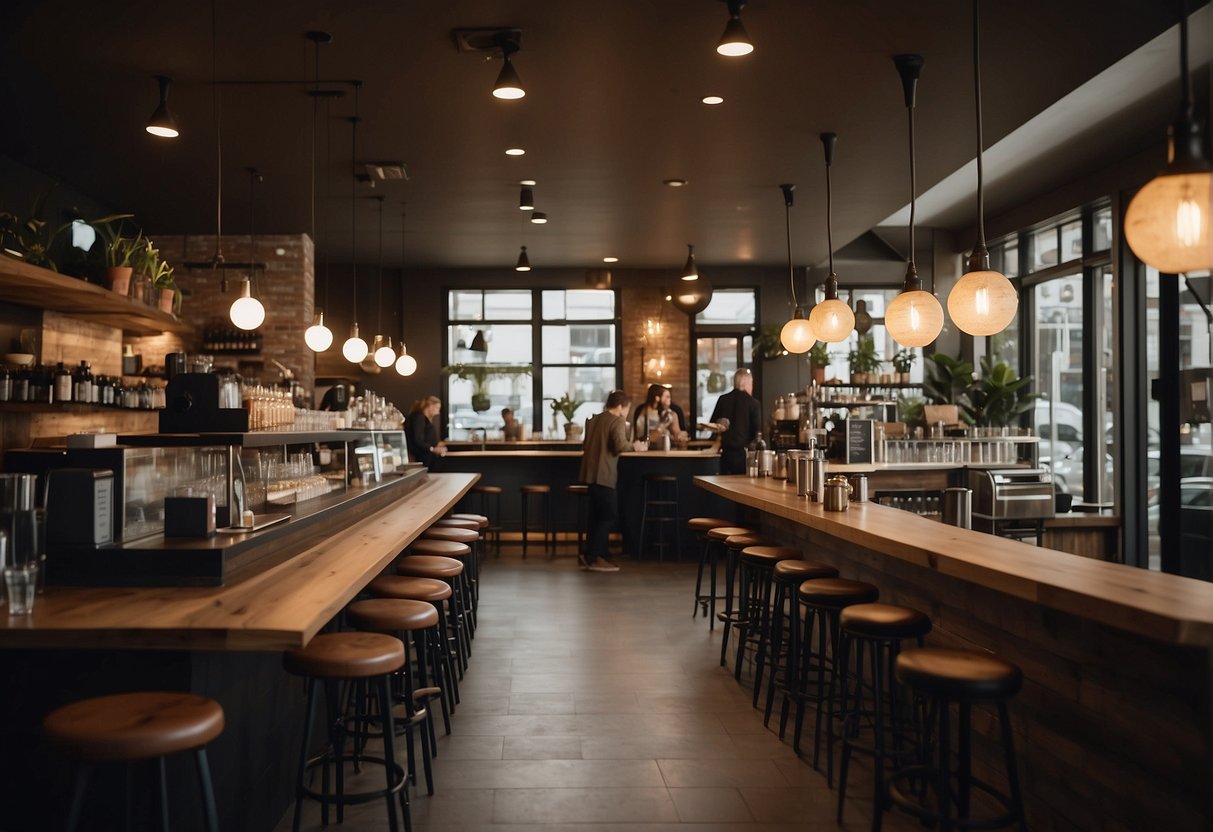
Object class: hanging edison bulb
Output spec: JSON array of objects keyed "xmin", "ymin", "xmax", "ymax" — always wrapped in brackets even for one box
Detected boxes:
[
  {"xmin": 780, "ymin": 310, "xmax": 816, "ymax": 354},
  {"xmin": 808, "ymin": 276, "xmax": 854, "ymax": 343},
  {"xmin": 395, "ymin": 349, "xmax": 418, "ymax": 376},
  {"xmin": 229, "ymin": 279, "xmax": 265, "ymax": 330},
  {"xmin": 342, "ymin": 323, "xmax": 369, "ymax": 363},
  {"xmin": 373, "ymin": 335, "xmax": 396, "ymax": 368},
  {"xmin": 304, "ymin": 310, "xmax": 334, "ymax": 352},
  {"xmin": 887, "ymin": 268, "xmax": 944, "ymax": 347}
]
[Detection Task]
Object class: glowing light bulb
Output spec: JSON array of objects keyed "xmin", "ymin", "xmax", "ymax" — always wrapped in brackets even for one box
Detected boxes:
[
  {"xmin": 1177, "ymin": 195, "xmax": 1202, "ymax": 246},
  {"xmin": 342, "ymin": 324, "xmax": 368, "ymax": 363},
  {"xmin": 1124, "ymin": 171, "xmax": 1213, "ymax": 274},
  {"xmin": 947, "ymin": 270, "xmax": 1018, "ymax": 337},
  {"xmin": 229, "ymin": 281, "xmax": 265, "ymax": 330},
  {"xmin": 395, "ymin": 351, "xmax": 417, "ymax": 376},
  {"xmin": 886, "ymin": 289, "xmax": 944, "ymax": 348},
  {"xmin": 780, "ymin": 314, "xmax": 816, "ymax": 354},
  {"xmin": 808, "ymin": 298, "xmax": 854, "ymax": 343},
  {"xmin": 374, "ymin": 338, "xmax": 396, "ymax": 367}
]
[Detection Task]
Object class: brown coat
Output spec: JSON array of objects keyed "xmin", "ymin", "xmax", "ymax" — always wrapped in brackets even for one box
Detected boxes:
[{"xmin": 578, "ymin": 409, "xmax": 631, "ymax": 488}]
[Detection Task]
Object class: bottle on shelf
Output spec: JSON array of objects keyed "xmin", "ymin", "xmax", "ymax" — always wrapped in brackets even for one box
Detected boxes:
[{"xmin": 53, "ymin": 362, "xmax": 72, "ymax": 403}]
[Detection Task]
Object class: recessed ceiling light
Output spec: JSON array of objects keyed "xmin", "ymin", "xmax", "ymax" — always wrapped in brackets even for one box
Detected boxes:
[
  {"xmin": 663, "ymin": 179, "xmax": 688, "ymax": 187},
  {"xmin": 519, "ymin": 179, "xmax": 536, "ymax": 186},
  {"xmin": 505, "ymin": 147, "xmax": 526, "ymax": 156},
  {"xmin": 702, "ymin": 95, "xmax": 724, "ymax": 105},
  {"xmin": 602, "ymin": 256, "xmax": 619, "ymax": 263}
]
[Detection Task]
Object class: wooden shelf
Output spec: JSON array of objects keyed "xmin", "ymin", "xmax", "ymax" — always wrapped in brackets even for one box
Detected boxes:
[
  {"xmin": 0, "ymin": 256, "xmax": 191, "ymax": 335},
  {"xmin": 0, "ymin": 401, "xmax": 152, "ymax": 414}
]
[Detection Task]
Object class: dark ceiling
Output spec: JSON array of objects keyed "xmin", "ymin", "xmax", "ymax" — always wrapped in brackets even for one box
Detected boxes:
[{"xmin": 0, "ymin": 0, "xmax": 1195, "ymax": 270}]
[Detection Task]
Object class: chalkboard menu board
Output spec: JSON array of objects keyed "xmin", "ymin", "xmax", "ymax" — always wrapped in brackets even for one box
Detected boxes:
[{"xmin": 846, "ymin": 419, "xmax": 875, "ymax": 464}]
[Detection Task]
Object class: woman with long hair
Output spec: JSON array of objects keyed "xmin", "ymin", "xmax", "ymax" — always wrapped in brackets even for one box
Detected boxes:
[{"xmin": 406, "ymin": 395, "xmax": 447, "ymax": 467}]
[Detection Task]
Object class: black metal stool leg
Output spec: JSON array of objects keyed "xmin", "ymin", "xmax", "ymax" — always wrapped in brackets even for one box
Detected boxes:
[
  {"xmin": 66, "ymin": 763, "xmax": 92, "ymax": 832},
  {"xmin": 292, "ymin": 678, "xmax": 318, "ymax": 832},
  {"xmin": 195, "ymin": 748, "xmax": 220, "ymax": 832}
]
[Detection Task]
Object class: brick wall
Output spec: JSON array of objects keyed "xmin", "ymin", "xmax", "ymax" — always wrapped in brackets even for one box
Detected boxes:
[
  {"xmin": 151, "ymin": 233, "xmax": 315, "ymax": 391},
  {"xmin": 620, "ymin": 283, "xmax": 691, "ymax": 419}
]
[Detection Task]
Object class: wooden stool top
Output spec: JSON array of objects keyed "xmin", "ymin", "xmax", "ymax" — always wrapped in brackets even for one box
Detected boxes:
[
  {"xmin": 409, "ymin": 539, "xmax": 472, "ymax": 558},
  {"xmin": 645, "ymin": 474, "xmax": 678, "ymax": 483},
  {"xmin": 725, "ymin": 533, "xmax": 775, "ymax": 549},
  {"xmin": 841, "ymin": 602, "xmax": 932, "ymax": 640},
  {"xmin": 740, "ymin": 545, "xmax": 801, "ymax": 564},
  {"xmin": 431, "ymin": 518, "xmax": 481, "ymax": 532},
  {"xmin": 797, "ymin": 577, "xmax": 880, "ymax": 608},
  {"xmin": 520, "ymin": 484, "xmax": 551, "ymax": 494},
  {"xmin": 774, "ymin": 559, "xmax": 839, "ymax": 582},
  {"xmin": 396, "ymin": 555, "xmax": 464, "ymax": 579},
  {"xmin": 369, "ymin": 575, "xmax": 452, "ymax": 603},
  {"xmin": 450, "ymin": 513, "xmax": 490, "ymax": 528},
  {"xmin": 348, "ymin": 598, "xmax": 439, "ymax": 633},
  {"xmin": 566, "ymin": 484, "xmax": 590, "ymax": 495},
  {"xmin": 895, "ymin": 647, "xmax": 1022, "ymax": 702},
  {"xmin": 43, "ymin": 692, "xmax": 225, "ymax": 763},
  {"xmin": 707, "ymin": 526, "xmax": 753, "ymax": 541},
  {"xmin": 421, "ymin": 526, "xmax": 480, "ymax": 544},
  {"xmin": 284, "ymin": 632, "xmax": 405, "ymax": 680},
  {"xmin": 471, "ymin": 485, "xmax": 503, "ymax": 495},
  {"xmin": 688, "ymin": 516, "xmax": 734, "ymax": 532}
]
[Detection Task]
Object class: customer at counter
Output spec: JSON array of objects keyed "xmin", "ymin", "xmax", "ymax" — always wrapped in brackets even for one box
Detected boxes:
[
  {"xmin": 578, "ymin": 389, "xmax": 635, "ymax": 572},
  {"xmin": 710, "ymin": 368, "xmax": 760, "ymax": 474},
  {"xmin": 501, "ymin": 407, "xmax": 523, "ymax": 441},
  {"xmin": 633, "ymin": 384, "xmax": 682, "ymax": 445},
  {"xmin": 406, "ymin": 395, "xmax": 448, "ymax": 468}
]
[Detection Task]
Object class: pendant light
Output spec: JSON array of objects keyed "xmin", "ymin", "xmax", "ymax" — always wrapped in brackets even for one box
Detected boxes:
[
  {"xmin": 514, "ymin": 246, "xmax": 531, "ymax": 272},
  {"xmin": 304, "ymin": 32, "xmax": 334, "ymax": 352},
  {"xmin": 519, "ymin": 186, "xmax": 534, "ymax": 211},
  {"xmin": 947, "ymin": 0, "xmax": 1019, "ymax": 336},
  {"xmin": 395, "ymin": 204, "xmax": 417, "ymax": 376},
  {"xmin": 886, "ymin": 55, "xmax": 945, "ymax": 348},
  {"xmin": 778, "ymin": 184, "xmax": 816, "ymax": 353},
  {"xmin": 680, "ymin": 244, "xmax": 699, "ymax": 280},
  {"xmin": 372, "ymin": 196, "xmax": 396, "ymax": 367},
  {"xmin": 854, "ymin": 299, "xmax": 873, "ymax": 335},
  {"xmin": 230, "ymin": 168, "xmax": 266, "ymax": 330},
  {"xmin": 342, "ymin": 109, "xmax": 369, "ymax": 364},
  {"xmin": 1124, "ymin": 1, "xmax": 1212, "ymax": 274},
  {"xmin": 492, "ymin": 32, "xmax": 525, "ymax": 100},
  {"xmin": 807, "ymin": 133, "xmax": 855, "ymax": 343},
  {"xmin": 670, "ymin": 244, "xmax": 713, "ymax": 315},
  {"xmin": 716, "ymin": 0, "xmax": 754, "ymax": 57},
  {"xmin": 206, "ymin": 0, "xmax": 230, "ymax": 297},
  {"xmin": 144, "ymin": 75, "xmax": 179, "ymax": 138}
]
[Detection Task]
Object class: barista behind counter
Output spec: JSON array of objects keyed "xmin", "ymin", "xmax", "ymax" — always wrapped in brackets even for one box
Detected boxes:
[{"xmin": 406, "ymin": 395, "xmax": 448, "ymax": 468}]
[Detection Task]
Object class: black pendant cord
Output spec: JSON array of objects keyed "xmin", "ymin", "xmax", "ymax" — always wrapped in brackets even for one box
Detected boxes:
[
  {"xmin": 908, "ymin": 101, "xmax": 917, "ymax": 275},
  {"xmin": 247, "ymin": 168, "xmax": 260, "ymax": 292},
  {"xmin": 212, "ymin": 0, "xmax": 223, "ymax": 263},
  {"xmin": 825, "ymin": 150, "xmax": 835, "ymax": 279},
  {"xmin": 323, "ymin": 97, "xmax": 333, "ymax": 312},
  {"xmin": 1180, "ymin": 0, "xmax": 1192, "ymax": 119},
  {"xmin": 400, "ymin": 204, "xmax": 408, "ymax": 344},
  {"xmin": 782, "ymin": 187, "xmax": 797, "ymax": 308},
  {"xmin": 350, "ymin": 85, "xmax": 360, "ymax": 328},
  {"xmin": 376, "ymin": 195, "xmax": 385, "ymax": 338},
  {"xmin": 309, "ymin": 38, "xmax": 319, "ymax": 262},
  {"xmin": 972, "ymin": 0, "xmax": 987, "ymax": 256}
]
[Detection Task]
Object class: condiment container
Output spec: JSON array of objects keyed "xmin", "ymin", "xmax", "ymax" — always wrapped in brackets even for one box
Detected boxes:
[{"xmin": 823, "ymin": 474, "xmax": 852, "ymax": 511}]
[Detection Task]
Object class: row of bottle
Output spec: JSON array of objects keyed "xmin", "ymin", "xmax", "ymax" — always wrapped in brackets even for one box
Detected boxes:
[
  {"xmin": 0, "ymin": 362, "xmax": 167, "ymax": 409},
  {"xmin": 202, "ymin": 328, "xmax": 262, "ymax": 353},
  {"xmin": 242, "ymin": 385, "xmax": 297, "ymax": 431}
]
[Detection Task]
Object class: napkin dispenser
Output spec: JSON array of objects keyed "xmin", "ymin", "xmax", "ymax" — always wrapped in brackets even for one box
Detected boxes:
[{"xmin": 47, "ymin": 468, "xmax": 115, "ymax": 547}]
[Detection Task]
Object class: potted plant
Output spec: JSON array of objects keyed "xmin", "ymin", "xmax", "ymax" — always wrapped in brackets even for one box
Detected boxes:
[
  {"xmin": 924, "ymin": 352, "xmax": 974, "ymax": 412},
  {"xmin": 551, "ymin": 392, "xmax": 585, "ymax": 440},
  {"xmin": 441, "ymin": 363, "xmax": 532, "ymax": 412},
  {"xmin": 898, "ymin": 394, "xmax": 926, "ymax": 429},
  {"xmin": 808, "ymin": 341, "xmax": 830, "ymax": 385},
  {"xmin": 847, "ymin": 335, "xmax": 882, "ymax": 384},
  {"xmin": 153, "ymin": 261, "xmax": 179, "ymax": 315},
  {"xmin": 961, "ymin": 356, "xmax": 1040, "ymax": 428},
  {"xmin": 130, "ymin": 239, "xmax": 160, "ymax": 305},
  {"xmin": 95, "ymin": 219, "xmax": 141, "ymax": 296},
  {"xmin": 891, "ymin": 349, "xmax": 917, "ymax": 384},
  {"xmin": 752, "ymin": 324, "xmax": 788, "ymax": 361}
]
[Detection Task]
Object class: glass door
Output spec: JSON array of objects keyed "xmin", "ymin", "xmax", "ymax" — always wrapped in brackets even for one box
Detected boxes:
[{"xmin": 695, "ymin": 335, "xmax": 753, "ymax": 435}]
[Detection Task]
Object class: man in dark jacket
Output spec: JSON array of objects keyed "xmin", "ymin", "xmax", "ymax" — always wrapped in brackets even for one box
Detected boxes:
[
  {"xmin": 577, "ymin": 390, "xmax": 634, "ymax": 572},
  {"xmin": 710, "ymin": 368, "xmax": 761, "ymax": 474}
]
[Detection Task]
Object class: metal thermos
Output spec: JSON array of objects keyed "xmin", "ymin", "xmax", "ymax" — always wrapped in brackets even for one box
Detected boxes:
[
  {"xmin": 808, "ymin": 452, "xmax": 827, "ymax": 502},
  {"xmin": 795, "ymin": 453, "xmax": 810, "ymax": 497},
  {"xmin": 942, "ymin": 487, "xmax": 973, "ymax": 529},
  {"xmin": 849, "ymin": 474, "xmax": 868, "ymax": 503},
  {"xmin": 758, "ymin": 450, "xmax": 775, "ymax": 477},
  {"xmin": 773, "ymin": 451, "xmax": 788, "ymax": 480},
  {"xmin": 823, "ymin": 475, "xmax": 852, "ymax": 511}
]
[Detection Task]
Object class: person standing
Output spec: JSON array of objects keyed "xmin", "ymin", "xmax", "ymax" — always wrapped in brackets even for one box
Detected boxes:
[
  {"xmin": 578, "ymin": 390, "xmax": 636, "ymax": 572},
  {"xmin": 406, "ymin": 395, "xmax": 447, "ymax": 468},
  {"xmin": 710, "ymin": 368, "xmax": 761, "ymax": 474},
  {"xmin": 501, "ymin": 407, "xmax": 523, "ymax": 441}
]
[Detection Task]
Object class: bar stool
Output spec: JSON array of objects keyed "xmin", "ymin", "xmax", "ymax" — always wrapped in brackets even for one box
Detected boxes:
[
  {"xmin": 469, "ymin": 484, "xmax": 503, "ymax": 555},
  {"xmin": 368, "ymin": 574, "xmax": 460, "ymax": 715},
  {"xmin": 405, "ymin": 538, "xmax": 474, "ymax": 638},
  {"xmin": 43, "ymin": 692, "xmax": 224, "ymax": 832},
  {"xmin": 732, "ymin": 545, "xmax": 800, "ymax": 684},
  {"xmin": 283, "ymin": 632, "xmax": 408, "ymax": 832},
  {"xmin": 793, "ymin": 577, "xmax": 880, "ymax": 784},
  {"xmin": 688, "ymin": 517, "xmax": 735, "ymax": 626},
  {"xmin": 761, "ymin": 559, "xmax": 840, "ymax": 730},
  {"xmin": 420, "ymin": 526, "xmax": 482, "ymax": 616},
  {"xmin": 448, "ymin": 514, "xmax": 489, "ymax": 584},
  {"xmin": 566, "ymin": 484, "xmax": 590, "ymax": 556},
  {"xmin": 639, "ymin": 474, "xmax": 681, "ymax": 561},
  {"xmin": 397, "ymin": 552, "xmax": 471, "ymax": 673},
  {"xmin": 834, "ymin": 603, "xmax": 932, "ymax": 829},
  {"xmin": 701, "ymin": 526, "xmax": 752, "ymax": 636},
  {"xmin": 346, "ymin": 598, "xmax": 442, "ymax": 797},
  {"xmin": 887, "ymin": 648, "xmax": 1025, "ymax": 831},
  {"xmin": 519, "ymin": 484, "xmax": 553, "ymax": 558}
]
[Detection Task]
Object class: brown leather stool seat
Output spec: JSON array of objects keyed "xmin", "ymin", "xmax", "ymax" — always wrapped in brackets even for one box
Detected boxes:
[
  {"xmin": 283, "ymin": 632, "xmax": 410, "ymax": 830},
  {"xmin": 471, "ymin": 484, "xmax": 502, "ymax": 495},
  {"xmin": 450, "ymin": 513, "xmax": 489, "ymax": 529},
  {"xmin": 348, "ymin": 598, "xmax": 440, "ymax": 633},
  {"xmin": 397, "ymin": 555, "xmax": 464, "ymax": 579},
  {"xmin": 841, "ymin": 603, "xmax": 932, "ymax": 641},
  {"xmin": 430, "ymin": 518, "xmax": 481, "ymax": 532},
  {"xmin": 774, "ymin": 559, "xmax": 839, "ymax": 581},
  {"xmin": 740, "ymin": 545, "xmax": 801, "ymax": 564},
  {"xmin": 798, "ymin": 577, "xmax": 880, "ymax": 608},
  {"xmin": 284, "ymin": 632, "xmax": 405, "ymax": 679},
  {"xmin": 44, "ymin": 692, "xmax": 226, "ymax": 832},
  {"xmin": 894, "ymin": 647, "xmax": 1023, "ymax": 701},
  {"xmin": 707, "ymin": 525, "xmax": 753, "ymax": 542},
  {"xmin": 566, "ymin": 484, "xmax": 589, "ymax": 495},
  {"xmin": 725, "ymin": 533, "xmax": 777, "ymax": 549},
  {"xmin": 369, "ymin": 575, "xmax": 452, "ymax": 603},
  {"xmin": 420, "ymin": 526, "xmax": 479, "ymax": 545},
  {"xmin": 688, "ymin": 516, "xmax": 734, "ymax": 532},
  {"xmin": 44, "ymin": 692, "xmax": 225, "ymax": 763},
  {"xmin": 520, "ymin": 484, "xmax": 550, "ymax": 494},
  {"xmin": 408, "ymin": 539, "xmax": 471, "ymax": 559}
]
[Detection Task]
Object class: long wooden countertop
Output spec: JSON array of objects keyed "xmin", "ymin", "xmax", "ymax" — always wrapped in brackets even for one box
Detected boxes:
[
  {"xmin": 696, "ymin": 474, "xmax": 1213, "ymax": 647},
  {"xmin": 444, "ymin": 449, "xmax": 717, "ymax": 459},
  {"xmin": 0, "ymin": 473, "xmax": 477, "ymax": 651}
]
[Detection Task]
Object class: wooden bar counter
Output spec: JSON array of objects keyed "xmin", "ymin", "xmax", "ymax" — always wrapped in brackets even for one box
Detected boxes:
[{"xmin": 696, "ymin": 474, "xmax": 1211, "ymax": 831}]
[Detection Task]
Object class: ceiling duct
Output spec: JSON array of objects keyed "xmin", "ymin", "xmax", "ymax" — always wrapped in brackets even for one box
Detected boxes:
[{"xmin": 365, "ymin": 162, "xmax": 409, "ymax": 181}]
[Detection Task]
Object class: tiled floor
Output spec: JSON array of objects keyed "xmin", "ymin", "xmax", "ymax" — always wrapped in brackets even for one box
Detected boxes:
[{"xmin": 277, "ymin": 548, "xmax": 920, "ymax": 831}]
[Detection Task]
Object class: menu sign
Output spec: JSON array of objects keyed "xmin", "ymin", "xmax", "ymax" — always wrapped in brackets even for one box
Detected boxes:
[{"xmin": 846, "ymin": 419, "xmax": 875, "ymax": 464}]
